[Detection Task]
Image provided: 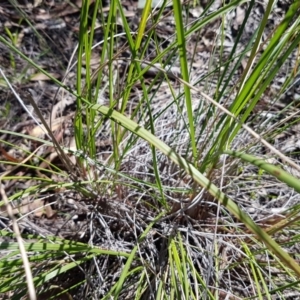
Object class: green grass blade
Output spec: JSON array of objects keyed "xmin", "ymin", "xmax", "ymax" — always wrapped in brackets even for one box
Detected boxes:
[
  {"xmin": 224, "ymin": 149, "xmax": 300, "ymax": 193},
  {"xmin": 119, "ymin": 0, "xmax": 152, "ymax": 113},
  {"xmin": 173, "ymin": 0, "xmax": 196, "ymax": 161},
  {"xmin": 228, "ymin": 0, "xmax": 300, "ymax": 138}
]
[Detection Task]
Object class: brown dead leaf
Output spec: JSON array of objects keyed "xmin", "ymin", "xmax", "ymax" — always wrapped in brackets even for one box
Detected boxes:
[
  {"xmin": 0, "ymin": 146, "xmax": 20, "ymax": 163},
  {"xmin": 30, "ymin": 198, "xmax": 45, "ymax": 217},
  {"xmin": 30, "ymin": 73, "xmax": 60, "ymax": 81},
  {"xmin": 45, "ymin": 204, "xmax": 56, "ymax": 218},
  {"xmin": 30, "ymin": 116, "xmax": 66, "ymax": 138},
  {"xmin": 34, "ymin": 0, "xmax": 95, "ymax": 20},
  {"xmin": 0, "ymin": 198, "xmax": 43, "ymax": 217},
  {"xmin": 67, "ymin": 137, "xmax": 77, "ymax": 166},
  {"xmin": 0, "ymin": 197, "xmax": 56, "ymax": 218},
  {"xmin": 39, "ymin": 151, "xmax": 58, "ymax": 170}
]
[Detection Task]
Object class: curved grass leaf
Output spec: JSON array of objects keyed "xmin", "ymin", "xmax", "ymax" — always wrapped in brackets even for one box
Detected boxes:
[{"xmin": 224, "ymin": 149, "xmax": 300, "ymax": 193}]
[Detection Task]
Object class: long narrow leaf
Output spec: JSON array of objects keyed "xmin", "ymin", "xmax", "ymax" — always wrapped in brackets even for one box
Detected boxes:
[{"xmin": 224, "ymin": 149, "xmax": 300, "ymax": 193}]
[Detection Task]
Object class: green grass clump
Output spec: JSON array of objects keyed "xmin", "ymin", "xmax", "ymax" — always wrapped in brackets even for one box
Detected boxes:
[{"xmin": 0, "ymin": 0, "xmax": 300, "ymax": 299}]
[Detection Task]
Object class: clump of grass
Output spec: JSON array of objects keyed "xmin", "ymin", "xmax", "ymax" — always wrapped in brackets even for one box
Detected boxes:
[{"xmin": 1, "ymin": 0, "xmax": 300, "ymax": 299}]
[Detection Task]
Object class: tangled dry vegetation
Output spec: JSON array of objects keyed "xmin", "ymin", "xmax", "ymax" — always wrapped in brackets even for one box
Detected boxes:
[{"xmin": 0, "ymin": 0, "xmax": 300, "ymax": 299}]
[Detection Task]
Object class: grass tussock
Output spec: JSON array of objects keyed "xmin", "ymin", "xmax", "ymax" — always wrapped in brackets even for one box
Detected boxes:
[{"xmin": 0, "ymin": 0, "xmax": 300, "ymax": 299}]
